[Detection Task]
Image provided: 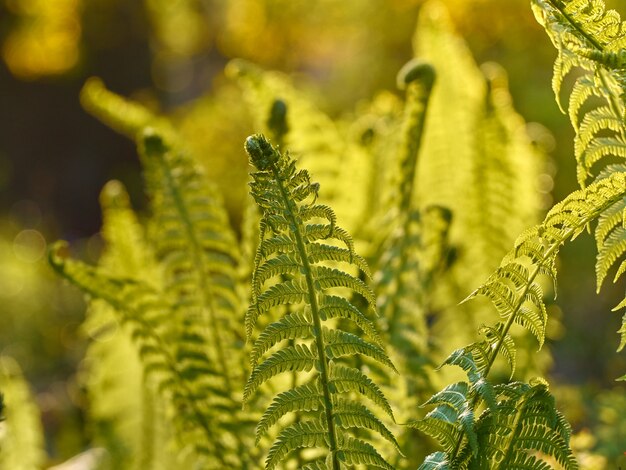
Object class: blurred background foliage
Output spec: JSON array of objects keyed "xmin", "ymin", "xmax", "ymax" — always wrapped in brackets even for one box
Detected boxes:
[{"xmin": 0, "ymin": 0, "xmax": 624, "ymax": 466}]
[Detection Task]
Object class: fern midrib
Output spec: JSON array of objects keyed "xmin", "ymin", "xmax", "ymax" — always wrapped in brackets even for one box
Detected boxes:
[
  {"xmin": 157, "ymin": 155, "xmax": 234, "ymax": 393},
  {"xmin": 270, "ymin": 163, "xmax": 341, "ymax": 470},
  {"xmin": 398, "ymin": 79, "xmax": 431, "ymax": 213},
  {"xmin": 140, "ymin": 382, "xmax": 156, "ymax": 468}
]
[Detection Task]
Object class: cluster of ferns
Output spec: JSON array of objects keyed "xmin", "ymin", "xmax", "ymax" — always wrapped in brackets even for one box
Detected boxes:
[{"xmin": 3, "ymin": 0, "xmax": 626, "ymax": 468}]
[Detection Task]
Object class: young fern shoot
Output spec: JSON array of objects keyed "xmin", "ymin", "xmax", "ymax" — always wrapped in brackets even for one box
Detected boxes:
[{"xmin": 244, "ymin": 135, "xmax": 400, "ymax": 469}]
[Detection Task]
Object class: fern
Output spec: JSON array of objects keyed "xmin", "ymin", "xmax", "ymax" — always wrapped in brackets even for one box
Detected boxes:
[
  {"xmin": 375, "ymin": 59, "xmax": 438, "ymax": 334},
  {"xmin": 139, "ymin": 130, "xmax": 243, "ymax": 393},
  {"xmin": 80, "ymin": 180, "xmax": 177, "ymax": 469},
  {"xmin": 414, "ymin": 355, "xmax": 578, "ymax": 468},
  {"xmin": 533, "ymin": 0, "xmax": 626, "ymax": 354},
  {"xmin": 415, "ymin": 0, "xmax": 545, "ymax": 282},
  {"xmin": 53, "ymin": 82, "xmax": 258, "ymax": 468},
  {"xmin": 244, "ymin": 134, "xmax": 398, "ymax": 469},
  {"xmin": 532, "ymin": 0, "xmax": 626, "ymax": 186},
  {"xmin": 365, "ymin": 58, "xmax": 454, "ymax": 467},
  {"xmin": 50, "ymin": 246, "xmax": 226, "ymax": 460},
  {"xmin": 416, "ymin": 169, "xmax": 626, "ymax": 468},
  {"xmin": 80, "ymin": 77, "xmax": 172, "ymax": 140},
  {"xmin": 464, "ymin": 380, "xmax": 576, "ymax": 469}
]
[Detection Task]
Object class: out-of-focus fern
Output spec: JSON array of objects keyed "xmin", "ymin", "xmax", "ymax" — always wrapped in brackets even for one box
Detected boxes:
[
  {"xmin": 80, "ymin": 78, "xmax": 171, "ymax": 140},
  {"xmin": 244, "ymin": 134, "xmax": 399, "ymax": 469},
  {"xmin": 52, "ymin": 81, "xmax": 257, "ymax": 468},
  {"xmin": 415, "ymin": 0, "xmax": 546, "ymax": 285},
  {"xmin": 0, "ymin": 356, "xmax": 46, "ymax": 470},
  {"xmin": 227, "ymin": 60, "xmax": 373, "ymax": 238},
  {"xmin": 374, "ymin": 60, "xmax": 447, "ymax": 354},
  {"xmin": 414, "ymin": 1, "xmax": 626, "ymax": 467},
  {"xmin": 414, "ymin": 1, "xmax": 548, "ymax": 377},
  {"xmin": 79, "ymin": 180, "xmax": 177, "ymax": 469},
  {"xmin": 369, "ymin": 59, "xmax": 453, "ymax": 467}
]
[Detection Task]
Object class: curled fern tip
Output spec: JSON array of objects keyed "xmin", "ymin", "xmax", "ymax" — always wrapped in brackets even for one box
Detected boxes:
[
  {"xmin": 267, "ymin": 99, "xmax": 289, "ymax": 139},
  {"xmin": 397, "ymin": 59, "xmax": 436, "ymax": 90},
  {"xmin": 245, "ymin": 134, "xmax": 278, "ymax": 170},
  {"xmin": 140, "ymin": 127, "xmax": 166, "ymax": 155}
]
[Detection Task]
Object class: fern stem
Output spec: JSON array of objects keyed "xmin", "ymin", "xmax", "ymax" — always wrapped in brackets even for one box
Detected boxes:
[
  {"xmin": 269, "ymin": 164, "xmax": 341, "ymax": 470},
  {"xmin": 140, "ymin": 382, "xmax": 156, "ymax": 468},
  {"xmin": 388, "ymin": 63, "xmax": 435, "ymax": 336},
  {"xmin": 397, "ymin": 61, "xmax": 435, "ymax": 213}
]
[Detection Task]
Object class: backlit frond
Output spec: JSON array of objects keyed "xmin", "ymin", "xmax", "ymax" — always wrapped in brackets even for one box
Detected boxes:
[{"xmin": 244, "ymin": 134, "xmax": 397, "ymax": 468}]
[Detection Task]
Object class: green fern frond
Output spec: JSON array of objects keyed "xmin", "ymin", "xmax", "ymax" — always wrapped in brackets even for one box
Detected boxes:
[
  {"xmin": 532, "ymin": 0, "xmax": 626, "ymax": 185},
  {"xmin": 470, "ymin": 382, "xmax": 577, "ymax": 469},
  {"xmin": 80, "ymin": 77, "xmax": 171, "ymax": 140},
  {"xmin": 415, "ymin": 2, "xmax": 547, "ymax": 375},
  {"xmin": 78, "ymin": 77, "xmax": 256, "ymax": 467},
  {"xmin": 416, "ymin": 351, "xmax": 577, "ymax": 467},
  {"xmin": 468, "ymin": 172, "xmax": 626, "ymax": 358},
  {"xmin": 49, "ymin": 245, "xmax": 229, "ymax": 458},
  {"xmin": 81, "ymin": 180, "xmax": 181, "ymax": 469},
  {"xmin": 416, "ymin": 174, "xmax": 626, "ymax": 467},
  {"xmin": 244, "ymin": 134, "xmax": 397, "ymax": 468},
  {"xmin": 372, "ymin": 59, "xmax": 450, "ymax": 359},
  {"xmin": 138, "ymin": 129, "xmax": 243, "ymax": 392},
  {"xmin": 81, "ymin": 79, "xmax": 246, "ymax": 406},
  {"xmin": 394, "ymin": 59, "xmax": 436, "ymax": 215},
  {"xmin": 533, "ymin": 0, "xmax": 626, "ymax": 356}
]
